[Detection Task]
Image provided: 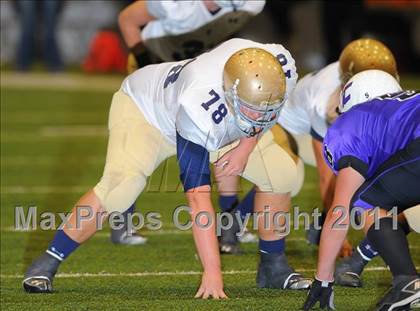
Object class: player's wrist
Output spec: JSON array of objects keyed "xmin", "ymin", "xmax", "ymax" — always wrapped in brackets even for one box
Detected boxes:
[
  {"xmin": 129, "ymin": 42, "xmax": 152, "ymax": 68},
  {"xmin": 315, "ymin": 274, "xmax": 334, "ymax": 285},
  {"xmin": 203, "ymin": 267, "xmax": 223, "ymax": 278}
]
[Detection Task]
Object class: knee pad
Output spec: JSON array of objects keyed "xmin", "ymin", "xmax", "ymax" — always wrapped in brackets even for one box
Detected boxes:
[{"xmin": 94, "ymin": 171, "xmax": 146, "ymax": 213}]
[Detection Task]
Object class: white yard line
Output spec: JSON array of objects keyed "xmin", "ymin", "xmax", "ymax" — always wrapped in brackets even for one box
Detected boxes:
[{"xmin": 2, "ymin": 266, "xmax": 414, "ymax": 279}]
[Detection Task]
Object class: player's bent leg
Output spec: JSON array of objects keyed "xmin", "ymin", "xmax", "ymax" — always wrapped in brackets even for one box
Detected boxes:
[
  {"xmin": 214, "ymin": 173, "xmax": 241, "ymax": 254},
  {"xmin": 239, "ymin": 127, "xmax": 310, "ymax": 290},
  {"xmin": 365, "ymin": 214, "xmax": 419, "ymax": 311},
  {"xmin": 349, "ymin": 141, "xmax": 420, "ymax": 309},
  {"xmin": 23, "ymin": 190, "xmax": 106, "ymax": 293},
  {"xmin": 335, "ymin": 215, "xmax": 412, "ymax": 288},
  {"xmin": 254, "ymin": 191, "xmax": 312, "ymax": 290},
  {"xmin": 235, "ymin": 189, "xmax": 258, "ymax": 244},
  {"xmin": 23, "ymin": 90, "xmax": 175, "ymax": 293}
]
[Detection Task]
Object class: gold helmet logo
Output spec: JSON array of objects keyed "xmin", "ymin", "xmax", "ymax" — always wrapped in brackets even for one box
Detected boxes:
[
  {"xmin": 339, "ymin": 38, "xmax": 398, "ymax": 83},
  {"xmin": 223, "ymin": 48, "xmax": 286, "ymax": 136}
]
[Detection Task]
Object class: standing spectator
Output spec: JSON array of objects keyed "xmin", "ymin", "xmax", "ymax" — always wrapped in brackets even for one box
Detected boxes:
[{"xmin": 16, "ymin": 0, "xmax": 63, "ymax": 71}]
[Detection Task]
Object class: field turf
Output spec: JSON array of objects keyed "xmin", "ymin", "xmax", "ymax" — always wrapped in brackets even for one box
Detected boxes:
[{"xmin": 1, "ymin": 73, "xmax": 419, "ymax": 310}]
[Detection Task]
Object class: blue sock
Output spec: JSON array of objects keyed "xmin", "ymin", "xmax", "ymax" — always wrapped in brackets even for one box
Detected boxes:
[
  {"xmin": 47, "ymin": 230, "xmax": 80, "ymax": 262},
  {"xmin": 357, "ymin": 237, "xmax": 378, "ymax": 261},
  {"xmin": 218, "ymin": 195, "xmax": 238, "ymax": 212},
  {"xmin": 236, "ymin": 188, "xmax": 255, "ymax": 220},
  {"xmin": 259, "ymin": 238, "xmax": 285, "ymax": 254}
]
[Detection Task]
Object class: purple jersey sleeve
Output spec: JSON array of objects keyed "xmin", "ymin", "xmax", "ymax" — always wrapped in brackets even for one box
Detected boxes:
[{"xmin": 323, "ymin": 126, "xmax": 371, "ymax": 177}]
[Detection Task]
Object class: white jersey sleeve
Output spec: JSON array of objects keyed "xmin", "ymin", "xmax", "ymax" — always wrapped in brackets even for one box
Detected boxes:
[
  {"xmin": 176, "ymin": 87, "xmax": 243, "ymax": 151},
  {"xmin": 278, "ymin": 62, "xmax": 341, "ymax": 138}
]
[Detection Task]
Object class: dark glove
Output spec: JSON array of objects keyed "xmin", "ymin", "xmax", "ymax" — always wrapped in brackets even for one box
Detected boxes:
[
  {"xmin": 303, "ymin": 278, "xmax": 335, "ymax": 310},
  {"xmin": 127, "ymin": 42, "xmax": 153, "ymax": 73}
]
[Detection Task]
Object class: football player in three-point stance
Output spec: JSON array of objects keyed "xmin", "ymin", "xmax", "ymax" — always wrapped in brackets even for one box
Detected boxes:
[
  {"xmin": 115, "ymin": 0, "xmax": 265, "ymax": 245},
  {"xmin": 217, "ymin": 38, "xmax": 401, "ymax": 260},
  {"xmin": 22, "ymin": 38, "xmax": 311, "ymax": 296},
  {"xmin": 303, "ymin": 70, "xmax": 420, "ymax": 311}
]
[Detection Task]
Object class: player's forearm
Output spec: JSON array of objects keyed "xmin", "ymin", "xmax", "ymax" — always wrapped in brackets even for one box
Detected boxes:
[
  {"xmin": 312, "ymin": 138, "xmax": 335, "ymax": 211},
  {"xmin": 187, "ymin": 187, "xmax": 222, "ymax": 273},
  {"xmin": 316, "ymin": 163, "xmax": 335, "ymax": 211},
  {"xmin": 118, "ymin": 0, "xmax": 153, "ymax": 48},
  {"xmin": 237, "ymin": 136, "xmax": 259, "ymax": 155},
  {"xmin": 316, "ymin": 206, "xmax": 349, "ymax": 281},
  {"xmin": 316, "ymin": 168, "xmax": 364, "ymax": 280}
]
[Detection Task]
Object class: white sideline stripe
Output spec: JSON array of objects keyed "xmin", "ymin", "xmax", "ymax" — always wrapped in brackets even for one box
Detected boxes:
[
  {"xmin": 1, "ymin": 156, "xmax": 104, "ymax": 166},
  {"xmin": 3, "ymin": 266, "xmax": 418, "ymax": 279},
  {"xmin": 1, "ymin": 72, "xmax": 122, "ymax": 91},
  {"xmin": 40, "ymin": 126, "xmax": 107, "ymax": 137},
  {"xmin": 1, "ymin": 186, "xmax": 88, "ymax": 194}
]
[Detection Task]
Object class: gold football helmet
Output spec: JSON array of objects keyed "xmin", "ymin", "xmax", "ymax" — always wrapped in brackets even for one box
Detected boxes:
[
  {"xmin": 339, "ymin": 38, "xmax": 398, "ymax": 83},
  {"xmin": 223, "ymin": 48, "xmax": 286, "ymax": 137}
]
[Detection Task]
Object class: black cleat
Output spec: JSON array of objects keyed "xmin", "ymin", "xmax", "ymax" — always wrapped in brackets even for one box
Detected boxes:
[
  {"xmin": 335, "ymin": 250, "xmax": 368, "ymax": 288},
  {"xmin": 218, "ymin": 211, "xmax": 241, "ymax": 255},
  {"xmin": 110, "ymin": 208, "xmax": 147, "ymax": 246},
  {"xmin": 23, "ymin": 253, "xmax": 60, "ymax": 293},
  {"xmin": 257, "ymin": 252, "xmax": 312, "ymax": 290},
  {"xmin": 110, "ymin": 228, "xmax": 147, "ymax": 245},
  {"xmin": 376, "ymin": 276, "xmax": 420, "ymax": 311},
  {"xmin": 306, "ymin": 212, "xmax": 325, "ymax": 246}
]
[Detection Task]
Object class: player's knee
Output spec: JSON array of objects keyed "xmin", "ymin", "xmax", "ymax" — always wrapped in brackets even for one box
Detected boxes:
[{"xmin": 94, "ymin": 171, "xmax": 146, "ymax": 213}]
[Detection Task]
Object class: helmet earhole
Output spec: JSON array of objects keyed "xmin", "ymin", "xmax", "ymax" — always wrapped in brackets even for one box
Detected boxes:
[
  {"xmin": 249, "ymin": 60, "xmax": 253, "ymax": 64},
  {"xmin": 255, "ymin": 74, "xmax": 259, "ymax": 77}
]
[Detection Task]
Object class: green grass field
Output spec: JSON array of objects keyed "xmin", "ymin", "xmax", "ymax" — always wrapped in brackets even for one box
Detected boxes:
[{"xmin": 1, "ymin": 73, "xmax": 419, "ymax": 310}]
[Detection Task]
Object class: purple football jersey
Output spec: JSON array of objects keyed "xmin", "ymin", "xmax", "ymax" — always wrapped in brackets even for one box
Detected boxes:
[{"xmin": 323, "ymin": 91, "xmax": 419, "ymax": 178}]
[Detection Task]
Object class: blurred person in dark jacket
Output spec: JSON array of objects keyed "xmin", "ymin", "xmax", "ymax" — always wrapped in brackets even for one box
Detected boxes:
[{"xmin": 16, "ymin": 0, "xmax": 63, "ymax": 71}]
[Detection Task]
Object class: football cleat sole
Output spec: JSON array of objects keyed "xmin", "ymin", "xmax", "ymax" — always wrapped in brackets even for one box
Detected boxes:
[
  {"xmin": 283, "ymin": 273, "xmax": 313, "ymax": 290},
  {"xmin": 23, "ymin": 276, "xmax": 52, "ymax": 293},
  {"xmin": 335, "ymin": 271, "xmax": 363, "ymax": 288}
]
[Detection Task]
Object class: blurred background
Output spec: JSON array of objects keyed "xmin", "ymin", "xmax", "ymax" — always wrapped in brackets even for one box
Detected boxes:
[{"xmin": 1, "ymin": 0, "xmax": 419, "ymax": 75}]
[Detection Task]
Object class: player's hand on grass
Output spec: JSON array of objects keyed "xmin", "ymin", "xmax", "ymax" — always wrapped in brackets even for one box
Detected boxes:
[
  {"xmin": 215, "ymin": 146, "xmax": 248, "ymax": 178},
  {"xmin": 195, "ymin": 271, "xmax": 228, "ymax": 299},
  {"xmin": 303, "ymin": 278, "xmax": 335, "ymax": 310},
  {"xmin": 339, "ymin": 238, "xmax": 353, "ymax": 258}
]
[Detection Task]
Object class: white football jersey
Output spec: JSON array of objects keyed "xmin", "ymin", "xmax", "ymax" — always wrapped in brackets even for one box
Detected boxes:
[
  {"xmin": 142, "ymin": 0, "xmax": 265, "ymax": 61},
  {"xmin": 278, "ymin": 62, "xmax": 341, "ymax": 139},
  {"xmin": 122, "ymin": 38, "xmax": 297, "ymax": 151}
]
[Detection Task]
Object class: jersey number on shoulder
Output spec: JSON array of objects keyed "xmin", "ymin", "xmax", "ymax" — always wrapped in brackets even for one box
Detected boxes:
[
  {"xmin": 164, "ymin": 58, "xmax": 196, "ymax": 89},
  {"xmin": 276, "ymin": 53, "xmax": 291, "ymax": 79},
  {"xmin": 201, "ymin": 89, "xmax": 228, "ymax": 124}
]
